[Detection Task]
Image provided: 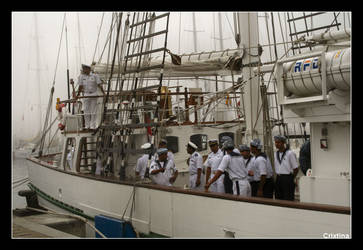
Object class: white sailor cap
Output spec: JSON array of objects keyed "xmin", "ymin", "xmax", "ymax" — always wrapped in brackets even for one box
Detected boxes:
[
  {"xmin": 81, "ymin": 64, "xmax": 91, "ymax": 69},
  {"xmin": 159, "ymin": 139, "xmax": 168, "ymax": 145},
  {"xmin": 220, "ymin": 136, "xmax": 232, "ymax": 144},
  {"xmin": 238, "ymin": 144, "xmax": 250, "ymax": 151},
  {"xmin": 250, "ymin": 138, "xmax": 262, "ymax": 149},
  {"xmin": 141, "ymin": 142, "xmax": 152, "ymax": 149},
  {"xmin": 223, "ymin": 141, "xmax": 235, "ymax": 150},
  {"xmin": 186, "ymin": 141, "xmax": 198, "ymax": 150},
  {"xmin": 208, "ymin": 139, "xmax": 218, "ymax": 146},
  {"xmin": 156, "ymin": 148, "xmax": 168, "ymax": 155},
  {"xmin": 274, "ymin": 135, "xmax": 287, "ymax": 143}
]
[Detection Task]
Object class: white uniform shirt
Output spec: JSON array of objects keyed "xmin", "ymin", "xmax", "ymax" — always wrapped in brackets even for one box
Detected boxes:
[
  {"xmin": 189, "ymin": 151, "xmax": 203, "ymax": 175},
  {"xmin": 78, "ymin": 72, "xmax": 102, "ymax": 94},
  {"xmin": 135, "ymin": 154, "xmax": 150, "ymax": 179},
  {"xmin": 274, "ymin": 149, "xmax": 298, "ymax": 175},
  {"xmin": 243, "ymin": 156, "xmax": 255, "ymax": 182},
  {"xmin": 217, "ymin": 151, "xmax": 248, "ymax": 181},
  {"xmin": 149, "ymin": 158, "xmax": 176, "ymax": 186},
  {"xmin": 204, "ymin": 149, "xmax": 223, "ymax": 173}
]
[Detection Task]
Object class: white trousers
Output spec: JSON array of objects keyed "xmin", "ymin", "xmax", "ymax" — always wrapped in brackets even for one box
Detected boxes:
[
  {"xmin": 209, "ymin": 173, "xmax": 225, "ymax": 193},
  {"xmin": 232, "ymin": 179, "xmax": 251, "ymax": 197},
  {"xmin": 83, "ymin": 93, "xmax": 98, "ymax": 128},
  {"xmin": 189, "ymin": 173, "xmax": 205, "ymax": 191}
]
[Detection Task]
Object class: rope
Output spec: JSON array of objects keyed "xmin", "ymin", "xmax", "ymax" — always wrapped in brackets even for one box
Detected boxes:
[
  {"xmin": 277, "ymin": 12, "xmax": 288, "ymax": 56},
  {"xmin": 92, "ymin": 12, "xmax": 105, "ymax": 63},
  {"xmin": 52, "ymin": 13, "xmax": 66, "ymax": 87},
  {"xmin": 12, "ymin": 176, "xmax": 29, "ymax": 184},
  {"xmin": 12, "ymin": 178, "xmax": 29, "ymax": 189},
  {"xmin": 39, "ymin": 13, "xmax": 66, "ymax": 156},
  {"xmin": 25, "ymin": 206, "xmax": 107, "ymax": 238}
]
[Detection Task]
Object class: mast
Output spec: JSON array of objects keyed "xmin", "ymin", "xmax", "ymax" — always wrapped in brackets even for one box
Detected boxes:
[
  {"xmin": 65, "ymin": 14, "xmax": 71, "ymax": 112},
  {"xmin": 235, "ymin": 12, "xmax": 263, "ymax": 143},
  {"xmin": 33, "ymin": 13, "xmax": 42, "ymax": 133}
]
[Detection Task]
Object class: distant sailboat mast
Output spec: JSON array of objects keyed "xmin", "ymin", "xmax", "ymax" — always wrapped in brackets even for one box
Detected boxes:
[{"xmin": 33, "ymin": 13, "xmax": 42, "ymax": 133}]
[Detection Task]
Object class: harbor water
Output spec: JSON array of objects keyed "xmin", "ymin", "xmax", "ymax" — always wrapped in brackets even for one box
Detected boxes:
[{"xmin": 12, "ymin": 153, "xmax": 31, "ymax": 209}]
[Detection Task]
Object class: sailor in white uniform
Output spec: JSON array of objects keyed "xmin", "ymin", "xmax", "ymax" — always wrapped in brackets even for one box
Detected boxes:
[
  {"xmin": 204, "ymin": 139, "xmax": 224, "ymax": 193},
  {"xmin": 205, "ymin": 142, "xmax": 251, "ymax": 197},
  {"xmin": 153, "ymin": 139, "xmax": 175, "ymax": 162},
  {"xmin": 149, "ymin": 148, "xmax": 178, "ymax": 186},
  {"xmin": 135, "ymin": 143, "xmax": 152, "ymax": 180},
  {"xmin": 186, "ymin": 141, "xmax": 205, "ymax": 190},
  {"xmin": 238, "ymin": 144, "xmax": 255, "ymax": 185},
  {"xmin": 249, "ymin": 139, "xmax": 274, "ymax": 198},
  {"xmin": 274, "ymin": 135, "xmax": 299, "ymax": 201},
  {"xmin": 76, "ymin": 64, "xmax": 104, "ymax": 130}
]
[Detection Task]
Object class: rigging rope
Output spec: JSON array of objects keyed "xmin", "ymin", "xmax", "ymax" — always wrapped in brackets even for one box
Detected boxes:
[
  {"xmin": 39, "ymin": 13, "xmax": 66, "ymax": 156},
  {"xmin": 92, "ymin": 12, "xmax": 105, "ymax": 63}
]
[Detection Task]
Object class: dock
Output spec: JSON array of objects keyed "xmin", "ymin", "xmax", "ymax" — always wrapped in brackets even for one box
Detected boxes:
[{"xmin": 12, "ymin": 208, "xmax": 85, "ymax": 238}]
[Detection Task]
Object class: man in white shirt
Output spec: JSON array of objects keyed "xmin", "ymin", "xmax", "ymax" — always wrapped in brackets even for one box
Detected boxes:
[
  {"xmin": 149, "ymin": 148, "xmax": 178, "ymax": 186},
  {"xmin": 76, "ymin": 64, "xmax": 104, "ymax": 130},
  {"xmin": 250, "ymin": 139, "xmax": 274, "ymax": 198},
  {"xmin": 186, "ymin": 141, "xmax": 204, "ymax": 190},
  {"xmin": 238, "ymin": 144, "xmax": 256, "ymax": 193},
  {"xmin": 205, "ymin": 142, "xmax": 251, "ymax": 197},
  {"xmin": 274, "ymin": 135, "xmax": 299, "ymax": 201},
  {"xmin": 135, "ymin": 143, "xmax": 152, "ymax": 180},
  {"xmin": 204, "ymin": 139, "xmax": 224, "ymax": 193}
]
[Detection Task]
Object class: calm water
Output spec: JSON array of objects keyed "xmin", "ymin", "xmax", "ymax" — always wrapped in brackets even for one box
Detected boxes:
[{"xmin": 12, "ymin": 153, "xmax": 30, "ymax": 209}]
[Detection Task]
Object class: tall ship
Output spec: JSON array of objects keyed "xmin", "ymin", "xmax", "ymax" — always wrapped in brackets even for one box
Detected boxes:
[{"xmin": 20, "ymin": 12, "xmax": 351, "ymax": 238}]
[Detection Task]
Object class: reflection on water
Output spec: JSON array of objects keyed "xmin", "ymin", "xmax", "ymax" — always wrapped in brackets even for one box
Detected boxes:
[{"xmin": 12, "ymin": 153, "xmax": 30, "ymax": 209}]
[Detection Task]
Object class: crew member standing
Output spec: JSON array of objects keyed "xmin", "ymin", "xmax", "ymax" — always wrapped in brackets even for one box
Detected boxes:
[
  {"xmin": 205, "ymin": 142, "xmax": 251, "ymax": 197},
  {"xmin": 149, "ymin": 148, "xmax": 178, "ymax": 186},
  {"xmin": 220, "ymin": 136, "xmax": 233, "ymax": 194},
  {"xmin": 76, "ymin": 64, "xmax": 104, "ymax": 130},
  {"xmin": 238, "ymin": 144, "xmax": 255, "ymax": 194},
  {"xmin": 186, "ymin": 141, "xmax": 204, "ymax": 190},
  {"xmin": 135, "ymin": 143, "xmax": 152, "ymax": 180},
  {"xmin": 274, "ymin": 135, "xmax": 299, "ymax": 201},
  {"xmin": 154, "ymin": 139, "xmax": 174, "ymax": 162},
  {"xmin": 250, "ymin": 139, "xmax": 274, "ymax": 198},
  {"xmin": 204, "ymin": 139, "xmax": 224, "ymax": 193}
]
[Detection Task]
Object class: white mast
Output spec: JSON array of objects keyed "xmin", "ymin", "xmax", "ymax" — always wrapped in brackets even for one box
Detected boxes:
[
  {"xmin": 235, "ymin": 12, "xmax": 263, "ymax": 143},
  {"xmin": 33, "ymin": 13, "xmax": 42, "ymax": 132}
]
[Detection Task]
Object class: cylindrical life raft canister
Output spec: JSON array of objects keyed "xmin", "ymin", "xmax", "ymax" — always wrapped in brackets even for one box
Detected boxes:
[{"xmin": 281, "ymin": 48, "xmax": 350, "ymax": 97}]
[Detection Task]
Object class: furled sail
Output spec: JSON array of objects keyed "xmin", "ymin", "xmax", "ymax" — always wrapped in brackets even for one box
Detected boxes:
[{"xmin": 93, "ymin": 48, "xmax": 244, "ymax": 79}]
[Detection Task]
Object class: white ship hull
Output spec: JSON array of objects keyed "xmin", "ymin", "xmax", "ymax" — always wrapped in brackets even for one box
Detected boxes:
[{"xmin": 27, "ymin": 156, "xmax": 350, "ymax": 238}]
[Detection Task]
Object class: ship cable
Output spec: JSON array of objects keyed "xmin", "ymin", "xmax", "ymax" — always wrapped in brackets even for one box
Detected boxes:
[
  {"xmin": 39, "ymin": 13, "xmax": 66, "ymax": 157},
  {"xmin": 25, "ymin": 206, "xmax": 107, "ymax": 238}
]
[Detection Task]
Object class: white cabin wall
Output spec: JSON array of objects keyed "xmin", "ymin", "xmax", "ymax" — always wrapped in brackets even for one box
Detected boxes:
[
  {"xmin": 310, "ymin": 122, "xmax": 350, "ymax": 178},
  {"xmin": 299, "ymin": 121, "xmax": 351, "ymax": 206}
]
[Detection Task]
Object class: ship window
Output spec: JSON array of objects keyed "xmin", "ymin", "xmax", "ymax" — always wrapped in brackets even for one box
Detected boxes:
[
  {"xmin": 190, "ymin": 134, "xmax": 208, "ymax": 151},
  {"xmin": 165, "ymin": 136, "xmax": 179, "ymax": 153},
  {"xmin": 63, "ymin": 137, "xmax": 76, "ymax": 171}
]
